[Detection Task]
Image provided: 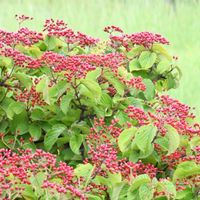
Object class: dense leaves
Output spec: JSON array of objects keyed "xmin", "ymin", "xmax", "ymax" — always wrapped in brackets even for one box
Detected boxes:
[{"xmin": 0, "ymin": 16, "xmax": 200, "ymax": 199}]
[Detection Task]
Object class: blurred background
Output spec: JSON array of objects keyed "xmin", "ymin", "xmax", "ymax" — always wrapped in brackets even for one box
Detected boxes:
[{"xmin": 0, "ymin": 0, "xmax": 200, "ymax": 114}]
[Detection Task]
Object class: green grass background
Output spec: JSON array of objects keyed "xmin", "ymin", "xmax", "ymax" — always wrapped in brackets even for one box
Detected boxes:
[{"xmin": 0, "ymin": 0, "xmax": 200, "ymax": 114}]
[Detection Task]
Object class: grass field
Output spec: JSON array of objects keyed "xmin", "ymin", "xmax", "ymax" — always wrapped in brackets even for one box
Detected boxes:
[{"xmin": 0, "ymin": 0, "xmax": 200, "ymax": 114}]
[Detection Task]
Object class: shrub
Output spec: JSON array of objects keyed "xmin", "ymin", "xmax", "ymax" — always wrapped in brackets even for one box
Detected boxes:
[{"xmin": 0, "ymin": 15, "xmax": 199, "ymax": 199}]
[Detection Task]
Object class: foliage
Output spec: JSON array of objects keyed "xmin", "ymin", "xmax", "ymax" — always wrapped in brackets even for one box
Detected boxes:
[{"xmin": 0, "ymin": 16, "xmax": 200, "ymax": 199}]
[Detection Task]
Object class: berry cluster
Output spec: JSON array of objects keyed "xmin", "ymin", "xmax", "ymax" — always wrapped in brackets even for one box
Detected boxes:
[
  {"xmin": 126, "ymin": 76, "xmax": 146, "ymax": 91},
  {"xmin": 0, "ymin": 16, "xmax": 199, "ymax": 199},
  {"xmin": 125, "ymin": 105, "xmax": 149, "ymax": 125},
  {"xmin": 15, "ymin": 86, "xmax": 46, "ymax": 108},
  {"xmin": 127, "ymin": 31, "xmax": 169, "ymax": 47},
  {"xmin": 15, "ymin": 14, "xmax": 33, "ymax": 25},
  {"xmin": 1, "ymin": 47, "xmax": 41, "ymax": 68},
  {"xmin": 0, "ymin": 28, "xmax": 43, "ymax": 47},
  {"xmin": 104, "ymin": 25, "xmax": 124, "ymax": 34},
  {"xmin": 105, "ymin": 25, "xmax": 169, "ymax": 49},
  {"xmin": 87, "ymin": 118, "xmax": 122, "ymax": 146},
  {"xmin": 43, "ymin": 19, "xmax": 99, "ymax": 47},
  {"xmin": 0, "ymin": 149, "xmax": 86, "ymax": 199},
  {"xmin": 125, "ymin": 95, "xmax": 200, "ymax": 137},
  {"xmin": 118, "ymin": 160, "xmax": 157, "ymax": 180},
  {"xmin": 86, "ymin": 118, "xmax": 157, "ymax": 182}
]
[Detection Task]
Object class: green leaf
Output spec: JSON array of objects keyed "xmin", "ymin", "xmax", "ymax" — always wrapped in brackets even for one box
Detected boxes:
[
  {"xmin": 166, "ymin": 74, "xmax": 177, "ymax": 90},
  {"xmin": 13, "ymin": 73, "xmax": 32, "ymax": 90},
  {"xmin": 129, "ymin": 150, "xmax": 140, "ymax": 162},
  {"xmin": 127, "ymin": 97, "xmax": 143, "ymax": 108},
  {"xmin": 86, "ymin": 67, "xmax": 101, "ymax": 80},
  {"xmin": 0, "ymin": 98, "xmax": 14, "ymax": 119},
  {"xmin": 10, "ymin": 101, "xmax": 25, "ymax": 114},
  {"xmin": 139, "ymin": 184, "xmax": 154, "ymax": 200},
  {"xmin": 30, "ymin": 172, "xmax": 47, "ymax": 196},
  {"xmin": 69, "ymin": 133, "xmax": 83, "ymax": 155},
  {"xmin": 7, "ymin": 101, "xmax": 26, "ymax": 119},
  {"xmin": 155, "ymin": 79, "xmax": 168, "ymax": 92},
  {"xmin": 9, "ymin": 111, "xmax": 29, "ymax": 134},
  {"xmin": 156, "ymin": 180, "xmax": 176, "ymax": 197},
  {"xmin": 116, "ymin": 111, "xmax": 130, "ymax": 126},
  {"xmin": 0, "ymin": 121, "xmax": 8, "ymax": 132},
  {"xmin": 74, "ymin": 163, "xmax": 94, "ymax": 178},
  {"xmin": 94, "ymin": 176, "xmax": 111, "ymax": 187},
  {"xmin": 75, "ymin": 164, "xmax": 97, "ymax": 195},
  {"xmin": 80, "ymin": 79, "xmax": 102, "ymax": 102},
  {"xmin": 36, "ymin": 76, "xmax": 50, "ymax": 104},
  {"xmin": 142, "ymin": 150, "xmax": 160, "ymax": 165},
  {"xmin": 127, "ymin": 46, "xmax": 145, "ymax": 59},
  {"xmin": 118, "ymin": 66, "xmax": 130, "ymax": 78},
  {"xmin": 118, "ymin": 184, "xmax": 130, "ymax": 199},
  {"xmin": 29, "ymin": 124, "xmax": 41, "ymax": 141},
  {"xmin": 0, "ymin": 88, "xmax": 6, "ymax": 102},
  {"xmin": 143, "ymin": 79, "xmax": 155, "ymax": 100},
  {"xmin": 118, "ymin": 127, "xmax": 137, "ymax": 152},
  {"xmin": 60, "ymin": 93, "xmax": 73, "ymax": 114},
  {"xmin": 176, "ymin": 188, "xmax": 193, "ymax": 200},
  {"xmin": 129, "ymin": 174, "xmax": 151, "ymax": 191},
  {"xmin": 156, "ymin": 60, "xmax": 171, "ymax": 74},
  {"xmin": 36, "ymin": 41, "xmax": 47, "ymax": 51},
  {"xmin": 100, "ymin": 93, "xmax": 112, "ymax": 108},
  {"xmin": 59, "ymin": 148, "xmax": 77, "ymax": 161},
  {"xmin": 154, "ymin": 196, "xmax": 167, "ymax": 200},
  {"xmin": 135, "ymin": 124, "xmax": 157, "ymax": 153},
  {"xmin": 0, "ymin": 56, "xmax": 12, "ymax": 67},
  {"xmin": 104, "ymin": 70, "xmax": 125, "ymax": 96},
  {"xmin": 110, "ymin": 182, "xmax": 126, "ymax": 200},
  {"xmin": 108, "ymin": 173, "xmax": 122, "ymax": 186},
  {"xmin": 71, "ymin": 121, "xmax": 90, "ymax": 134},
  {"xmin": 45, "ymin": 35, "xmax": 63, "ymax": 50},
  {"xmin": 165, "ymin": 124, "xmax": 180, "ymax": 155},
  {"xmin": 30, "ymin": 172, "xmax": 46, "ymax": 187},
  {"xmin": 173, "ymin": 161, "xmax": 200, "ymax": 181},
  {"xmin": 44, "ymin": 124, "xmax": 66, "ymax": 151},
  {"xmin": 28, "ymin": 46, "xmax": 42, "ymax": 58},
  {"xmin": 139, "ymin": 51, "xmax": 157, "ymax": 69},
  {"xmin": 30, "ymin": 108, "xmax": 45, "ymax": 121},
  {"xmin": 57, "ymin": 136, "xmax": 70, "ymax": 146},
  {"xmin": 22, "ymin": 185, "xmax": 37, "ymax": 200},
  {"xmin": 67, "ymin": 46, "xmax": 85, "ymax": 55},
  {"xmin": 49, "ymin": 80, "xmax": 68, "ymax": 98},
  {"xmin": 87, "ymin": 194, "xmax": 102, "ymax": 200},
  {"xmin": 152, "ymin": 44, "xmax": 172, "ymax": 61},
  {"xmin": 129, "ymin": 59, "xmax": 142, "ymax": 71},
  {"xmin": 189, "ymin": 136, "xmax": 200, "ymax": 149},
  {"xmin": 127, "ymin": 190, "xmax": 140, "ymax": 200},
  {"xmin": 162, "ymin": 181, "xmax": 176, "ymax": 197},
  {"xmin": 105, "ymin": 173, "xmax": 125, "ymax": 200},
  {"xmin": 155, "ymin": 137, "xmax": 169, "ymax": 151}
]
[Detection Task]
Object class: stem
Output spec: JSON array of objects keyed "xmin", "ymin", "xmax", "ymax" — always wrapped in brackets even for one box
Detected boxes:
[
  {"xmin": 83, "ymin": 165, "xmax": 96, "ymax": 191},
  {"xmin": 0, "ymin": 88, "xmax": 8, "ymax": 104},
  {"xmin": 1, "ymin": 136, "xmax": 11, "ymax": 149},
  {"xmin": 151, "ymin": 130, "xmax": 159, "ymax": 143},
  {"xmin": 72, "ymin": 84, "xmax": 82, "ymax": 107},
  {"xmin": 49, "ymin": 65, "xmax": 57, "ymax": 83},
  {"xmin": 12, "ymin": 133, "xmax": 18, "ymax": 150},
  {"xmin": 7, "ymin": 65, "xmax": 15, "ymax": 79},
  {"xmin": 71, "ymin": 80, "xmax": 88, "ymax": 122},
  {"xmin": 67, "ymin": 43, "xmax": 70, "ymax": 52}
]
